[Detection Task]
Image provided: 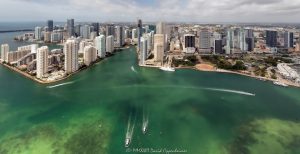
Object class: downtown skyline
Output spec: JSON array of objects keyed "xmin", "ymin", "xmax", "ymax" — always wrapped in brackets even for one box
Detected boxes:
[{"xmin": 0, "ymin": 0, "xmax": 300, "ymax": 23}]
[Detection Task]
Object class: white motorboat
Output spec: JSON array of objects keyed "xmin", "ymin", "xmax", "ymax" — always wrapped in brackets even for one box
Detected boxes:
[
  {"xmin": 273, "ymin": 81, "xmax": 288, "ymax": 87},
  {"xmin": 142, "ymin": 123, "xmax": 147, "ymax": 134},
  {"xmin": 125, "ymin": 138, "xmax": 131, "ymax": 147},
  {"xmin": 160, "ymin": 66, "xmax": 175, "ymax": 72}
]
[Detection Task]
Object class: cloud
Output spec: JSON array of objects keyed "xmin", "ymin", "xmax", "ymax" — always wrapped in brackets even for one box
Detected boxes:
[{"xmin": 1, "ymin": 0, "xmax": 300, "ymax": 22}]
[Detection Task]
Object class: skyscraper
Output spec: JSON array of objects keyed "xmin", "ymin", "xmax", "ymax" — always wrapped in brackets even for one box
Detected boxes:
[
  {"xmin": 156, "ymin": 22, "xmax": 165, "ymax": 34},
  {"xmin": 140, "ymin": 37, "xmax": 148, "ymax": 65},
  {"xmin": 284, "ymin": 31, "xmax": 294, "ymax": 48},
  {"xmin": 64, "ymin": 39, "xmax": 79, "ymax": 74},
  {"xmin": 35, "ymin": 27, "xmax": 42, "ymax": 40},
  {"xmin": 137, "ymin": 19, "xmax": 143, "ymax": 51},
  {"xmin": 245, "ymin": 29, "xmax": 254, "ymax": 52},
  {"xmin": 184, "ymin": 34, "xmax": 196, "ymax": 54},
  {"xmin": 47, "ymin": 20, "xmax": 54, "ymax": 32},
  {"xmin": 81, "ymin": 25, "xmax": 91, "ymax": 39},
  {"xmin": 95, "ymin": 35, "xmax": 106, "ymax": 58},
  {"xmin": 266, "ymin": 30, "xmax": 278, "ymax": 48},
  {"xmin": 106, "ymin": 35, "xmax": 114, "ymax": 54},
  {"xmin": 67, "ymin": 19, "xmax": 75, "ymax": 37},
  {"xmin": 154, "ymin": 34, "xmax": 164, "ymax": 64},
  {"xmin": 115, "ymin": 26, "xmax": 124, "ymax": 48},
  {"xmin": 245, "ymin": 37, "xmax": 255, "ymax": 51},
  {"xmin": 1, "ymin": 44, "xmax": 9, "ymax": 62},
  {"xmin": 36, "ymin": 46, "xmax": 49, "ymax": 79},
  {"xmin": 106, "ymin": 24, "xmax": 115, "ymax": 37},
  {"xmin": 245, "ymin": 29, "xmax": 254, "ymax": 38},
  {"xmin": 239, "ymin": 29, "xmax": 246, "ymax": 51},
  {"xmin": 91, "ymin": 22, "xmax": 100, "ymax": 36},
  {"xmin": 75, "ymin": 25, "xmax": 81, "ymax": 37},
  {"xmin": 214, "ymin": 40, "xmax": 223, "ymax": 54},
  {"xmin": 226, "ymin": 29, "xmax": 234, "ymax": 54},
  {"xmin": 83, "ymin": 45, "xmax": 97, "ymax": 66},
  {"xmin": 199, "ymin": 29, "xmax": 211, "ymax": 49}
]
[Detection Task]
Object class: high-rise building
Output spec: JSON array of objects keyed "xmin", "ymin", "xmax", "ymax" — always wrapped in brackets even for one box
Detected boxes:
[
  {"xmin": 147, "ymin": 32, "xmax": 154, "ymax": 51},
  {"xmin": 79, "ymin": 40, "xmax": 91, "ymax": 54},
  {"xmin": 67, "ymin": 19, "xmax": 75, "ymax": 37},
  {"xmin": 91, "ymin": 23, "xmax": 99, "ymax": 36},
  {"xmin": 106, "ymin": 35, "xmax": 114, "ymax": 53},
  {"xmin": 132, "ymin": 29, "xmax": 138, "ymax": 40},
  {"xmin": 35, "ymin": 27, "xmax": 42, "ymax": 40},
  {"xmin": 81, "ymin": 25, "xmax": 91, "ymax": 39},
  {"xmin": 31, "ymin": 44, "xmax": 38, "ymax": 54},
  {"xmin": 47, "ymin": 20, "xmax": 54, "ymax": 31},
  {"xmin": 36, "ymin": 46, "xmax": 49, "ymax": 79},
  {"xmin": 266, "ymin": 30, "xmax": 278, "ymax": 48},
  {"xmin": 154, "ymin": 34, "xmax": 164, "ymax": 63},
  {"xmin": 245, "ymin": 37, "xmax": 255, "ymax": 51},
  {"xmin": 95, "ymin": 35, "xmax": 106, "ymax": 58},
  {"xmin": 90, "ymin": 32, "xmax": 97, "ymax": 40},
  {"xmin": 83, "ymin": 45, "xmax": 97, "ymax": 66},
  {"xmin": 1, "ymin": 44, "xmax": 9, "ymax": 62},
  {"xmin": 106, "ymin": 24, "xmax": 115, "ymax": 37},
  {"xmin": 226, "ymin": 29, "xmax": 234, "ymax": 54},
  {"xmin": 64, "ymin": 39, "xmax": 79, "ymax": 74},
  {"xmin": 44, "ymin": 31, "xmax": 51, "ymax": 43},
  {"xmin": 184, "ymin": 34, "xmax": 196, "ymax": 54},
  {"xmin": 245, "ymin": 29, "xmax": 254, "ymax": 38},
  {"xmin": 239, "ymin": 29, "xmax": 246, "ymax": 51},
  {"xmin": 214, "ymin": 40, "xmax": 223, "ymax": 54},
  {"xmin": 156, "ymin": 22, "xmax": 165, "ymax": 34},
  {"xmin": 199, "ymin": 29, "xmax": 211, "ymax": 49},
  {"xmin": 284, "ymin": 31, "xmax": 294, "ymax": 48},
  {"xmin": 140, "ymin": 37, "xmax": 148, "ymax": 65},
  {"xmin": 124, "ymin": 29, "xmax": 130, "ymax": 39},
  {"xmin": 137, "ymin": 19, "xmax": 143, "ymax": 51},
  {"xmin": 74, "ymin": 25, "xmax": 81, "ymax": 37},
  {"xmin": 115, "ymin": 26, "xmax": 124, "ymax": 47},
  {"xmin": 51, "ymin": 32, "xmax": 62, "ymax": 43}
]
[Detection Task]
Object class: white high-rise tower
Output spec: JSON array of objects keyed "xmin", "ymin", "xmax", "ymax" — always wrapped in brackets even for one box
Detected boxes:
[
  {"xmin": 36, "ymin": 46, "xmax": 49, "ymax": 79},
  {"xmin": 64, "ymin": 39, "xmax": 79, "ymax": 74},
  {"xmin": 95, "ymin": 35, "xmax": 106, "ymax": 58}
]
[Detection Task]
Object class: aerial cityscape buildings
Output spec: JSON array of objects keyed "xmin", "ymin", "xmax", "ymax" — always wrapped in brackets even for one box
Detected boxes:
[{"xmin": 0, "ymin": 18, "xmax": 299, "ymax": 87}]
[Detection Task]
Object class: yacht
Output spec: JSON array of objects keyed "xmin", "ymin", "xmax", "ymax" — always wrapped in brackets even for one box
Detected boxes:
[
  {"xmin": 273, "ymin": 81, "xmax": 288, "ymax": 87},
  {"xmin": 159, "ymin": 66, "xmax": 175, "ymax": 72}
]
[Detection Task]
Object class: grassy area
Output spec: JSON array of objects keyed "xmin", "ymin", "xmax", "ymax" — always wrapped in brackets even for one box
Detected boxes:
[
  {"xmin": 201, "ymin": 55, "xmax": 247, "ymax": 71},
  {"xmin": 172, "ymin": 55, "xmax": 199, "ymax": 67}
]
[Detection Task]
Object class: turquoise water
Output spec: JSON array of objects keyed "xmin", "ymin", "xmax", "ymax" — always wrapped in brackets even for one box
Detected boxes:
[{"xmin": 0, "ymin": 46, "xmax": 300, "ymax": 154}]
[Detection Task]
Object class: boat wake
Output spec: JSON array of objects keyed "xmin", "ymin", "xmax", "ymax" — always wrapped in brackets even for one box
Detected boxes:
[
  {"xmin": 108, "ymin": 85, "xmax": 255, "ymax": 97},
  {"xmin": 125, "ymin": 113, "xmax": 136, "ymax": 147},
  {"xmin": 47, "ymin": 82, "xmax": 74, "ymax": 89},
  {"xmin": 203, "ymin": 88, "xmax": 256, "ymax": 96},
  {"xmin": 142, "ymin": 107, "xmax": 149, "ymax": 134},
  {"xmin": 131, "ymin": 66, "xmax": 138, "ymax": 73}
]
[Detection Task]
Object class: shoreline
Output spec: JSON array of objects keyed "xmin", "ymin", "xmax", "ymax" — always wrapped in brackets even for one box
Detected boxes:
[
  {"xmin": 0, "ymin": 45, "xmax": 132, "ymax": 85},
  {"xmin": 176, "ymin": 65, "xmax": 300, "ymax": 88},
  {"xmin": 0, "ymin": 63, "xmax": 72, "ymax": 84}
]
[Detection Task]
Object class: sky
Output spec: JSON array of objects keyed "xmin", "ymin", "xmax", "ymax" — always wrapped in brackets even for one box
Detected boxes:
[{"xmin": 0, "ymin": 0, "xmax": 300, "ymax": 23}]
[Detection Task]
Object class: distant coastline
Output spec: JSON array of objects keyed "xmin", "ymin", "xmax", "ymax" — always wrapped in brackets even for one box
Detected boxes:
[{"xmin": 0, "ymin": 29, "xmax": 33, "ymax": 33}]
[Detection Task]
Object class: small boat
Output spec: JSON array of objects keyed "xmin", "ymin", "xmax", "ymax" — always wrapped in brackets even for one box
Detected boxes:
[
  {"xmin": 159, "ymin": 66, "xmax": 175, "ymax": 72},
  {"xmin": 273, "ymin": 81, "xmax": 288, "ymax": 87},
  {"xmin": 125, "ymin": 138, "xmax": 131, "ymax": 147},
  {"xmin": 142, "ymin": 123, "xmax": 147, "ymax": 134}
]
